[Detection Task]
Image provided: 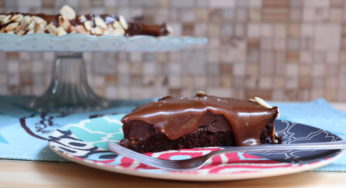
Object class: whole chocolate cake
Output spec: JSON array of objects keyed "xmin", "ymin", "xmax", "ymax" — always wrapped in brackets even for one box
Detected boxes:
[
  {"xmin": 0, "ymin": 5, "xmax": 171, "ymax": 36},
  {"xmin": 120, "ymin": 92, "xmax": 280, "ymax": 153}
]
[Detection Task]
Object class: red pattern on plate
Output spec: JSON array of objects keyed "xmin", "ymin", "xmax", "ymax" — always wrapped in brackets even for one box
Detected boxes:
[{"xmin": 89, "ymin": 147, "xmax": 298, "ymax": 174}]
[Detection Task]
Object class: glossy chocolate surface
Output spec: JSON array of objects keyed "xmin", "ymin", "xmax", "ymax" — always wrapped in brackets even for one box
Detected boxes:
[
  {"xmin": 122, "ymin": 94, "xmax": 278, "ymax": 146},
  {"xmin": 126, "ymin": 22, "xmax": 170, "ymax": 36}
]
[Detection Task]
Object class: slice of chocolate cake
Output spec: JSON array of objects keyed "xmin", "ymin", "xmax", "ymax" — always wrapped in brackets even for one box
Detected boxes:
[{"xmin": 120, "ymin": 93, "xmax": 280, "ymax": 153}]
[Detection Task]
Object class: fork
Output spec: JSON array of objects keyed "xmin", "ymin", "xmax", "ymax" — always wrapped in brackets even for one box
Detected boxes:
[{"xmin": 108, "ymin": 140, "xmax": 346, "ymax": 171}]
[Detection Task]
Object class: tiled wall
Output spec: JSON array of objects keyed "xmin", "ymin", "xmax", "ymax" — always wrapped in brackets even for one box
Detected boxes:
[{"xmin": 1, "ymin": 0, "xmax": 346, "ymax": 101}]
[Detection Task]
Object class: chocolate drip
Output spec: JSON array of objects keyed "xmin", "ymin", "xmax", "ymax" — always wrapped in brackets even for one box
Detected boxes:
[
  {"xmin": 126, "ymin": 22, "xmax": 170, "ymax": 36},
  {"xmin": 122, "ymin": 94, "xmax": 278, "ymax": 146}
]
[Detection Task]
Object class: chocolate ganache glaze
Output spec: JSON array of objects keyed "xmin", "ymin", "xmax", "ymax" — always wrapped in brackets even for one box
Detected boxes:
[{"xmin": 121, "ymin": 93, "xmax": 279, "ymax": 147}]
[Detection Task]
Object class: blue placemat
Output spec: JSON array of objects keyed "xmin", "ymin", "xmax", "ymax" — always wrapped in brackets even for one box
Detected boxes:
[
  {"xmin": 0, "ymin": 96, "xmax": 346, "ymax": 171},
  {"xmin": 271, "ymin": 99, "xmax": 346, "ymax": 172},
  {"xmin": 0, "ymin": 95, "xmax": 154, "ymax": 161}
]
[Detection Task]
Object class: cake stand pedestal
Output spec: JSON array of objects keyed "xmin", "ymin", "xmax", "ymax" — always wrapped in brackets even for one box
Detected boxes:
[
  {"xmin": 27, "ymin": 52, "xmax": 109, "ymax": 113},
  {"xmin": 0, "ymin": 34, "xmax": 207, "ymax": 113}
]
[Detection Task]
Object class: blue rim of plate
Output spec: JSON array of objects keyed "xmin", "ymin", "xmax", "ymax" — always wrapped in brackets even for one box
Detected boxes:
[{"xmin": 48, "ymin": 115, "xmax": 345, "ymax": 181}]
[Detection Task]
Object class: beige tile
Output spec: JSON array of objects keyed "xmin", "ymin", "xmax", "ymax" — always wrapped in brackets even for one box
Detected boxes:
[
  {"xmin": 258, "ymin": 76, "xmax": 272, "ymax": 89},
  {"xmin": 209, "ymin": 0, "xmax": 235, "ymax": 8},
  {"xmin": 314, "ymin": 24, "xmax": 341, "ymax": 50},
  {"xmin": 249, "ymin": 9, "xmax": 261, "ymax": 21},
  {"xmin": 312, "ymin": 77, "xmax": 325, "ymax": 89},
  {"xmin": 195, "ymin": 8, "xmax": 209, "ymax": 22},
  {"xmin": 287, "ymin": 52, "xmax": 300, "ymax": 62},
  {"xmin": 310, "ymin": 89, "xmax": 325, "ymax": 99},
  {"xmin": 329, "ymin": 8, "xmax": 343, "ymax": 22},
  {"xmin": 262, "ymin": 0, "xmax": 289, "ymax": 8},
  {"xmin": 304, "ymin": 0, "xmax": 329, "ymax": 8},
  {"xmin": 299, "ymin": 75, "xmax": 312, "ymax": 89},
  {"xmin": 314, "ymin": 8, "xmax": 330, "ymax": 22},
  {"xmin": 299, "ymin": 64, "xmax": 313, "ymax": 76},
  {"xmin": 312, "ymin": 64, "xmax": 326, "ymax": 77},
  {"xmin": 303, "ymin": 8, "xmax": 315, "ymax": 22},
  {"xmin": 326, "ymin": 51, "xmax": 340, "ymax": 64},
  {"xmin": 260, "ymin": 51, "xmax": 275, "ymax": 75},
  {"xmin": 245, "ymin": 76, "xmax": 257, "ymax": 88},
  {"xmin": 232, "ymin": 63, "xmax": 246, "ymax": 76},
  {"xmin": 331, "ymin": 0, "xmax": 343, "ymax": 8},
  {"xmin": 246, "ymin": 64, "xmax": 259, "ymax": 76},
  {"xmin": 300, "ymin": 51, "xmax": 312, "ymax": 63},
  {"xmin": 247, "ymin": 23, "xmax": 261, "ymax": 37},
  {"xmin": 206, "ymin": 88, "xmax": 232, "ymax": 97},
  {"xmin": 249, "ymin": 0, "xmax": 262, "ymax": 8},
  {"xmin": 289, "ymin": 9, "xmax": 302, "ymax": 21},
  {"xmin": 273, "ymin": 24, "xmax": 286, "ymax": 38},
  {"xmin": 262, "ymin": 8, "xmax": 289, "ymax": 22},
  {"xmin": 286, "ymin": 76, "xmax": 298, "ymax": 89},
  {"xmin": 287, "ymin": 23, "xmax": 300, "ymax": 37},
  {"xmin": 236, "ymin": 8, "xmax": 248, "ymax": 22},
  {"xmin": 244, "ymin": 89, "xmax": 272, "ymax": 100},
  {"xmin": 326, "ymin": 77, "xmax": 339, "ymax": 89},
  {"xmin": 273, "ymin": 38, "xmax": 287, "ymax": 51},
  {"xmin": 220, "ymin": 75, "xmax": 232, "ymax": 88},
  {"xmin": 234, "ymin": 23, "xmax": 246, "ymax": 37},
  {"xmin": 260, "ymin": 23, "xmax": 273, "ymax": 37},
  {"xmin": 231, "ymin": 76, "xmax": 246, "ymax": 89},
  {"xmin": 271, "ymin": 89, "xmax": 286, "ymax": 101},
  {"xmin": 168, "ymin": 75, "xmax": 181, "ymax": 88},
  {"xmin": 286, "ymin": 63, "xmax": 299, "ymax": 77}
]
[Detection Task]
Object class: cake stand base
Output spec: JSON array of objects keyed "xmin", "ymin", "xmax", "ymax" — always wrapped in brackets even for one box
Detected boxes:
[{"xmin": 28, "ymin": 52, "xmax": 110, "ymax": 113}]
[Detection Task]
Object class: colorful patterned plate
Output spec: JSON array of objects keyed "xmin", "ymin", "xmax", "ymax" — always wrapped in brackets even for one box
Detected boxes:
[{"xmin": 48, "ymin": 114, "xmax": 344, "ymax": 181}]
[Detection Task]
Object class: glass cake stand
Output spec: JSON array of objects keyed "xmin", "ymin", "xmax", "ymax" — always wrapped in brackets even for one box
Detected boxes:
[{"xmin": 0, "ymin": 34, "xmax": 207, "ymax": 113}]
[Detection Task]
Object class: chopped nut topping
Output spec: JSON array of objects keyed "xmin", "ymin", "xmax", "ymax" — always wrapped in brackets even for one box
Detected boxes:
[
  {"xmin": 35, "ymin": 22, "xmax": 46, "ymax": 33},
  {"xmin": 3, "ymin": 22, "xmax": 19, "ymax": 32},
  {"xmin": 0, "ymin": 15, "xmax": 6, "ymax": 23},
  {"xmin": 27, "ymin": 29, "xmax": 34, "ymax": 34},
  {"xmin": 104, "ymin": 27, "xmax": 114, "ymax": 35},
  {"xmin": 59, "ymin": 5, "xmax": 76, "ymax": 20},
  {"xmin": 77, "ymin": 15, "xmax": 87, "ymax": 23},
  {"xmin": 118, "ymin": 16, "xmax": 128, "ymax": 30},
  {"xmin": 75, "ymin": 25, "xmax": 88, "ymax": 34},
  {"xmin": 10, "ymin": 14, "xmax": 23, "ymax": 22},
  {"xmin": 112, "ymin": 28, "xmax": 125, "ymax": 35},
  {"xmin": 58, "ymin": 16, "xmax": 71, "ymax": 31},
  {"xmin": 14, "ymin": 17, "xmax": 30, "ymax": 33},
  {"xmin": 16, "ymin": 29, "xmax": 26, "ymax": 36},
  {"xmin": 46, "ymin": 23, "xmax": 58, "ymax": 35},
  {"xmin": 112, "ymin": 21, "xmax": 122, "ymax": 29},
  {"xmin": 27, "ymin": 20, "xmax": 35, "ymax": 30},
  {"xmin": 195, "ymin": 91, "xmax": 206, "ymax": 96},
  {"xmin": 249, "ymin": 97, "xmax": 272, "ymax": 108},
  {"xmin": 84, "ymin": 21, "xmax": 92, "ymax": 31},
  {"xmin": 91, "ymin": 27, "xmax": 103, "ymax": 35},
  {"xmin": 2, "ymin": 15, "xmax": 12, "ymax": 24},
  {"xmin": 57, "ymin": 26, "xmax": 67, "ymax": 36},
  {"xmin": 94, "ymin": 16, "xmax": 107, "ymax": 29},
  {"xmin": 166, "ymin": 24, "xmax": 173, "ymax": 34},
  {"xmin": 32, "ymin": 16, "xmax": 46, "ymax": 25}
]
